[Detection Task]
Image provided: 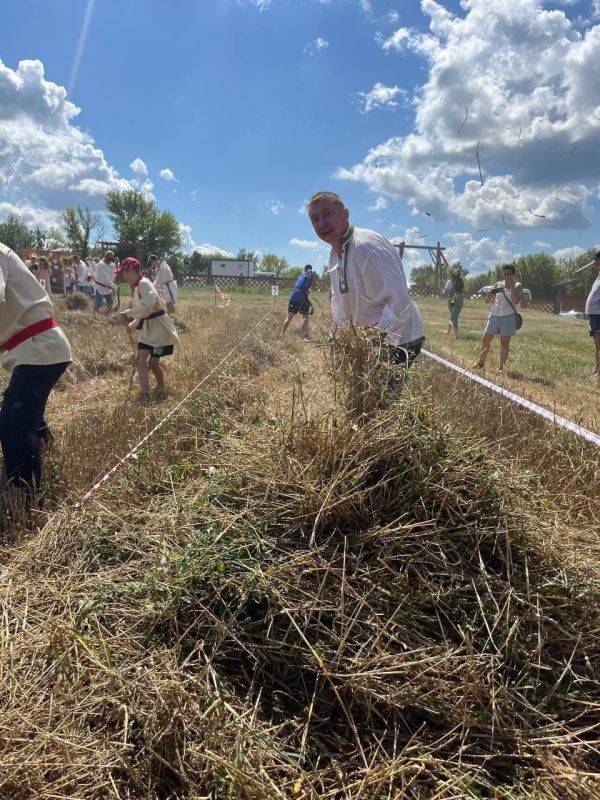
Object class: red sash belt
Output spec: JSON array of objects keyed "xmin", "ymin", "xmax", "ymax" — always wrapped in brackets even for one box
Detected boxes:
[{"xmin": 1, "ymin": 318, "xmax": 58, "ymax": 352}]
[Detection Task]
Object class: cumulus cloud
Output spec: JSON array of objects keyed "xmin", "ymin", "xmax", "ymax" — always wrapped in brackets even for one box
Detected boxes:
[
  {"xmin": 159, "ymin": 168, "xmax": 177, "ymax": 182},
  {"xmin": 0, "ymin": 58, "xmax": 131, "ymax": 221},
  {"xmin": 130, "ymin": 158, "xmax": 148, "ymax": 176},
  {"xmin": 534, "ymin": 240, "xmax": 551, "ymax": 248},
  {"xmin": 290, "ymin": 238, "xmax": 319, "ymax": 249},
  {"xmin": 0, "ymin": 201, "xmax": 60, "ymax": 229},
  {"xmin": 369, "ymin": 196, "xmax": 388, "ymax": 211},
  {"xmin": 267, "ymin": 200, "xmax": 284, "ymax": 215},
  {"xmin": 357, "ymin": 82, "xmax": 407, "ymax": 115},
  {"xmin": 554, "ymin": 245, "xmax": 585, "ymax": 261},
  {"xmin": 178, "ymin": 223, "xmax": 233, "ymax": 257},
  {"xmin": 339, "ymin": 0, "xmax": 600, "ymax": 231},
  {"xmin": 304, "ymin": 38, "xmax": 329, "ymax": 56}
]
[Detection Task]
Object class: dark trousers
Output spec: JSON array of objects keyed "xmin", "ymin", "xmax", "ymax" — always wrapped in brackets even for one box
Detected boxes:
[{"xmin": 0, "ymin": 362, "xmax": 69, "ymax": 492}]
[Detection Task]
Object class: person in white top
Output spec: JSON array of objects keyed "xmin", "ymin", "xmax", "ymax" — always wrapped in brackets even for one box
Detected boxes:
[
  {"xmin": 307, "ymin": 191, "xmax": 424, "ymax": 384},
  {"xmin": 150, "ymin": 255, "xmax": 177, "ymax": 314},
  {"xmin": 93, "ymin": 251, "xmax": 117, "ymax": 312},
  {"xmin": 32, "ymin": 257, "xmax": 53, "ymax": 295},
  {"xmin": 116, "ymin": 257, "xmax": 179, "ymax": 403},
  {"xmin": 73, "ymin": 255, "xmax": 92, "ymax": 295},
  {"xmin": 474, "ymin": 263, "xmax": 523, "ymax": 374},
  {"xmin": 0, "ymin": 242, "xmax": 72, "ymax": 495}
]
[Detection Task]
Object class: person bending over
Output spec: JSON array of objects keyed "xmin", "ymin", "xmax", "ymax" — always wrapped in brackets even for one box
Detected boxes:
[
  {"xmin": 307, "ymin": 191, "xmax": 424, "ymax": 387},
  {"xmin": 0, "ymin": 242, "xmax": 72, "ymax": 496},
  {"xmin": 281, "ymin": 264, "xmax": 316, "ymax": 339},
  {"xmin": 116, "ymin": 257, "xmax": 179, "ymax": 403}
]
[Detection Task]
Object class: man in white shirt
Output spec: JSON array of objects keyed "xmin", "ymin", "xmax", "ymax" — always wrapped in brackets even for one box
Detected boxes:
[
  {"xmin": 0, "ymin": 242, "xmax": 72, "ymax": 495},
  {"xmin": 74, "ymin": 255, "xmax": 92, "ymax": 295},
  {"xmin": 150, "ymin": 255, "xmax": 177, "ymax": 314},
  {"xmin": 584, "ymin": 250, "xmax": 600, "ymax": 376},
  {"xmin": 307, "ymin": 191, "xmax": 424, "ymax": 387},
  {"xmin": 93, "ymin": 251, "xmax": 117, "ymax": 312}
]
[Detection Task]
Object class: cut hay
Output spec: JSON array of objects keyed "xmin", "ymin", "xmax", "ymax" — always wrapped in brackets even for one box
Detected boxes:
[{"xmin": 65, "ymin": 291, "xmax": 91, "ymax": 310}]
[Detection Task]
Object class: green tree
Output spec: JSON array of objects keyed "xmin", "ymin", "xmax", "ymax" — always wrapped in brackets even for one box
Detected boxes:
[
  {"xmin": 0, "ymin": 214, "xmax": 36, "ymax": 253},
  {"xmin": 409, "ymin": 263, "xmax": 439, "ymax": 293},
  {"xmin": 105, "ymin": 190, "xmax": 181, "ymax": 257},
  {"xmin": 511, "ymin": 253, "xmax": 559, "ymax": 300},
  {"xmin": 260, "ymin": 252, "xmax": 289, "ymax": 277},
  {"xmin": 236, "ymin": 248, "xmax": 259, "ymax": 263},
  {"xmin": 60, "ymin": 206, "xmax": 104, "ymax": 257}
]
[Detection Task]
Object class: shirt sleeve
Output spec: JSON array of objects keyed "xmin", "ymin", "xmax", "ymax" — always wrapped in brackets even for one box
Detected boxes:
[
  {"xmin": 358, "ymin": 242, "xmax": 415, "ymax": 340},
  {"xmin": 124, "ymin": 281, "xmax": 159, "ymax": 319},
  {"xmin": 0, "ymin": 258, "xmax": 7, "ymax": 304}
]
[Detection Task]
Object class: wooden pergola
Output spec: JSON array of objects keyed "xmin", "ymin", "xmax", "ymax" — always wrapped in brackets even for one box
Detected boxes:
[{"xmin": 393, "ymin": 241, "xmax": 449, "ymax": 293}]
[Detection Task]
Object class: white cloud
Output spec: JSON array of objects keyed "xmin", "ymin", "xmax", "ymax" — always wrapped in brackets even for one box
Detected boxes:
[
  {"xmin": 304, "ymin": 38, "xmax": 329, "ymax": 56},
  {"xmin": 388, "ymin": 10, "xmax": 400, "ymax": 23},
  {"xmin": 190, "ymin": 190, "xmax": 198, "ymax": 202},
  {"xmin": 339, "ymin": 0, "xmax": 600, "ymax": 231},
  {"xmin": 297, "ymin": 202, "xmax": 307, "ymax": 214},
  {"xmin": 159, "ymin": 168, "xmax": 177, "ymax": 182},
  {"xmin": 534, "ymin": 240, "xmax": 551, "ymax": 248},
  {"xmin": 130, "ymin": 158, "xmax": 148, "ymax": 176},
  {"xmin": 554, "ymin": 245, "xmax": 584, "ymax": 261},
  {"xmin": 0, "ymin": 201, "xmax": 60, "ymax": 229},
  {"xmin": 369, "ymin": 196, "xmax": 388, "ymax": 211},
  {"xmin": 178, "ymin": 223, "xmax": 233, "ymax": 257},
  {"xmin": 267, "ymin": 199, "xmax": 284, "ymax": 215},
  {"xmin": 0, "ymin": 58, "xmax": 132, "ymax": 218},
  {"xmin": 290, "ymin": 238, "xmax": 319, "ymax": 249},
  {"xmin": 357, "ymin": 82, "xmax": 407, "ymax": 115},
  {"xmin": 445, "ymin": 232, "xmax": 515, "ymax": 270}
]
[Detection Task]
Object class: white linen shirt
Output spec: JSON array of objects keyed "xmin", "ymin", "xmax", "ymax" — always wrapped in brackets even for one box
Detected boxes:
[
  {"xmin": 76, "ymin": 260, "xmax": 89, "ymax": 287},
  {"xmin": 489, "ymin": 281, "xmax": 521, "ymax": 317},
  {"xmin": 0, "ymin": 243, "xmax": 72, "ymax": 373},
  {"xmin": 94, "ymin": 259, "xmax": 116, "ymax": 295},
  {"xmin": 124, "ymin": 277, "xmax": 180, "ymax": 349},
  {"xmin": 585, "ymin": 273, "xmax": 600, "ymax": 315},
  {"xmin": 153, "ymin": 260, "xmax": 177, "ymax": 304},
  {"xmin": 328, "ymin": 226, "xmax": 424, "ymax": 346}
]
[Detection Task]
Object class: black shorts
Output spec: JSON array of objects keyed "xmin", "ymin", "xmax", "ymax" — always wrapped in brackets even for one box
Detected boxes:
[
  {"xmin": 288, "ymin": 300, "xmax": 311, "ymax": 316},
  {"xmin": 138, "ymin": 343, "xmax": 174, "ymax": 358},
  {"xmin": 389, "ymin": 337, "xmax": 424, "ymax": 369},
  {"xmin": 588, "ymin": 314, "xmax": 600, "ymax": 337}
]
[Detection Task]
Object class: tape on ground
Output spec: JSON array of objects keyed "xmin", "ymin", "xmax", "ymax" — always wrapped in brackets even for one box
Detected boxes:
[{"xmin": 422, "ymin": 348, "xmax": 600, "ymax": 448}]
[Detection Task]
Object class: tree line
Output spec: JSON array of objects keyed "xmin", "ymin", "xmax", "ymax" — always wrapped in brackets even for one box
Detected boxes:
[
  {"xmin": 410, "ymin": 250, "xmax": 598, "ymax": 300},
  {"xmin": 0, "ymin": 191, "xmax": 306, "ymax": 280}
]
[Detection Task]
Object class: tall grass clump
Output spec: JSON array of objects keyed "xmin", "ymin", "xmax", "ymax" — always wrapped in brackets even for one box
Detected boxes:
[{"xmin": 0, "ymin": 325, "xmax": 598, "ymax": 799}]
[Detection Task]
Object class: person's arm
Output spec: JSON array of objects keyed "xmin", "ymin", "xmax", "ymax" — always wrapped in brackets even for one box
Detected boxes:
[
  {"xmin": 358, "ymin": 243, "xmax": 415, "ymax": 339},
  {"xmin": 123, "ymin": 282, "xmax": 159, "ymax": 319},
  {"xmin": 513, "ymin": 282, "xmax": 523, "ymax": 306},
  {"xmin": 486, "ymin": 287, "xmax": 495, "ymax": 304}
]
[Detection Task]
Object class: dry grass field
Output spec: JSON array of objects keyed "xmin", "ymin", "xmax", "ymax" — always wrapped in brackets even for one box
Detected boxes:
[{"xmin": 0, "ymin": 290, "xmax": 599, "ymax": 799}]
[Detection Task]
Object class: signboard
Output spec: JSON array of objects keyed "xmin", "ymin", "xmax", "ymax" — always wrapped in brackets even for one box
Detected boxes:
[{"xmin": 271, "ymin": 285, "xmax": 279, "ymax": 296}]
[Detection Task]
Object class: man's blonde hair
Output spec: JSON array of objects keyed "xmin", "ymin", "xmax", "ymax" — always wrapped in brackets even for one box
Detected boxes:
[{"xmin": 307, "ymin": 191, "xmax": 346, "ymax": 210}]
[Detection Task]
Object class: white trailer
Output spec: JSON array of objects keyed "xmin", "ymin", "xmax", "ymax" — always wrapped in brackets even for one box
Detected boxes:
[{"xmin": 210, "ymin": 258, "xmax": 255, "ymax": 278}]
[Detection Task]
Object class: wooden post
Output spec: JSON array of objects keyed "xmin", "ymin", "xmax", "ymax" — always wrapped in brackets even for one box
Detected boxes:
[
  {"xmin": 435, "ymin": 242, "xmax": 442, "ymax": 293},
  {"xmin": 398, "ymin": 241, "xmax": 405, "ymax": 260}
]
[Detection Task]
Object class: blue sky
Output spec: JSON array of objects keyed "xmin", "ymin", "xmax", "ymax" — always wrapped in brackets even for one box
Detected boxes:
[{"xmin": 2, "ymin": 0, "xmax": 600, "ymax": 273}]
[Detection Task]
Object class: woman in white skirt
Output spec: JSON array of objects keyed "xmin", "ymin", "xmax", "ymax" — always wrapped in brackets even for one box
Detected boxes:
[
  {"xmin": 116, "ymin": 257, "xmax": 179, "ymax": 402},
  {"xmin": 474, "ymin": 263, "xmax": 522, "ymax": 374}
]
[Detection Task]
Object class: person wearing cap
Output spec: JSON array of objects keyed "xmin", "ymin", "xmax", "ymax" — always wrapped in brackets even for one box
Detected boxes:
[
  {"xmin": 473, "ymin": 263, "xmax": 523, "ymax": 374},
  {"xmin": 0, "ymin": 242, "xmax": 72, "ymax": 496},
  {"xmin": 584, "ymin": 250, "xmax": 600, "ymax": 376},
  {"xmin": 93, "ymin": 251, "xmax": 117, "ymax": 312},
  {"xmin": 307, "ymin": 191, "xmax": 424, "ymax": 382},
  {"xmin": 116, "ymin": 257, "xmax": 179, "ymax": 402},
  {"xmin": 150, "ymin": 255, "xmax": 177, "ymax": 314},
  {"xmin": 281, "ymin": 264, "xmax": 317, "ymax": 338}
]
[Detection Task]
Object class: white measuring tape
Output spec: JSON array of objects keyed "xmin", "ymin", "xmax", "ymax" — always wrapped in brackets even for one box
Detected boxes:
[
  {"xmin": 76, "ymin": 312, "xmax": 270, "ymax": 506},
  {"xmin": 422, "ymin": 349, "xmax": 600, "ymax": 448}
]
